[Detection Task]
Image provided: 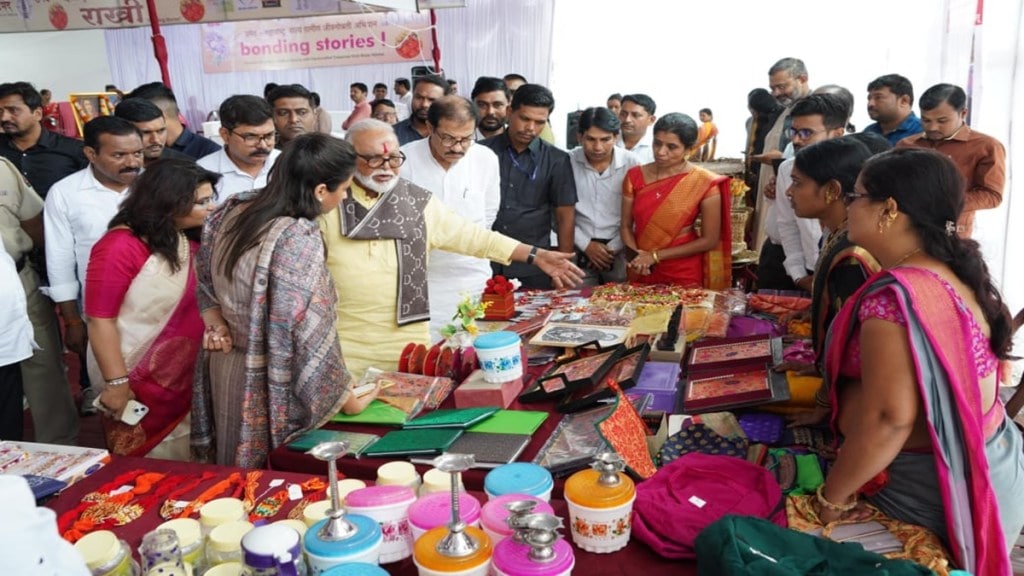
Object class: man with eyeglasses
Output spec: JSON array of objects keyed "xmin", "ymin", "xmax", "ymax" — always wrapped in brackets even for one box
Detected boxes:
[
  {"xmin": 895, "ymin": 83, "xmax": 1005, "ymax": 238},
  {"xmin": 401, "ymin": 96, "xmax": 502, "ymax": 341},
  {"xmin": 750, "ymin": 57, "xmax": 812, "ymax": 251},
  {"xmin": 198, "ymin": 95, "xmax": 280, "ymax": 203},
  {"xmin": 319, "ymin": 119, "xmax": 583, "ymax": 379},
  {"xmin": 759, "ymin": 94, "xmax": 849, "ymax": 291},
  {"xmin": 482, "ymin": 83, "xmax": 576, "ymax": 289},
  {"xmin": 371, "ymin": 99, "xmax": 399, "ymax": 125},
  {"xmin": 267, "ymin": 84, "xmax": 317, "ymax": 148}
]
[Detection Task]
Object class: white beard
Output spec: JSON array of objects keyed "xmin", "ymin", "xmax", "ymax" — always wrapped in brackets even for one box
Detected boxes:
[{"xmin": 356, "ymin": 170, "xmax": 399, "ymax": 195}]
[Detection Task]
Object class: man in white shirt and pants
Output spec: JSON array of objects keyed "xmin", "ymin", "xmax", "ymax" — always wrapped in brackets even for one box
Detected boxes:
[
  {"xmin": 570, "ymin": 107, "xmax": 640, "ymax": 285},
  {"xmin": 43, "ymin": 116, "xmax": 144, "ymax": 414},
  {"xmin": 0, "ymin": 237, "xmax": 35, "ymax": 439},
  {"xmin": 401, "ymin": 96, "xmax": 502, "ymax": 342},
  {"xmin": 0, "ymin": 157, "xmax": 77, "ymax": 443},
  {"xmin": 198, "ymin": 95, "xmax": 280, "ymax": 203}
]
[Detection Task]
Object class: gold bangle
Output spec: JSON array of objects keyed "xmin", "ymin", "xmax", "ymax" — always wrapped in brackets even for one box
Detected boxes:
[
  {"xmin": 651, "ymin": 250, "xmax": 660, "ymax": 264},
  {"xmin": 816, "ymin": 484, "xmax": 857, "ymax": 512}
]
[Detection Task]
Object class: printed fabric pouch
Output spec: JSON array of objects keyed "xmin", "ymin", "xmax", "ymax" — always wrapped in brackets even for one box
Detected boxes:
[
  {"xmin": 694, "ymin": 515, "xmax": 936, "ymax": 576},
  {"xmin": 785, "ymin": 495, "xmax": 954, "ymax": 575},
  {"xmin": 632, "ymin": 452, "xmax": 786, "ymax": 559},
  {"xmin": 658, "ymin": 422, "xmax": 749, "ymax": 466}
]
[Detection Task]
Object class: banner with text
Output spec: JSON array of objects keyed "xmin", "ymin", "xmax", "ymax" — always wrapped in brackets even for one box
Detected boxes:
[
  {"xmin": 0, "ymin": 0, "xmax": 418, "ymax": 33},
  {"xmin": 201, "ymin": 12, "xmax": 431, "ymax": 73}
]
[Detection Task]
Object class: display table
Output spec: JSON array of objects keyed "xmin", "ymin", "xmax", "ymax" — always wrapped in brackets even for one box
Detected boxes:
[
  {"xmin": 47, "ymin": 456, "xmax": 695, "ymax": 575},
  {"xmin": 267, "ymin": 363, "xmax": 576, "ymax": 498}
]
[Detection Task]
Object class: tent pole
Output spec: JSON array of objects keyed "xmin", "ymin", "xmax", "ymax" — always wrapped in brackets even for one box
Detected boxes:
[
  {"xmin": 146, "ymin": 0, "xmax": 172, "ymax": 87},
  {"xmin": 430, "ymin": 8, "xmax": 441, "ymax": 73}
]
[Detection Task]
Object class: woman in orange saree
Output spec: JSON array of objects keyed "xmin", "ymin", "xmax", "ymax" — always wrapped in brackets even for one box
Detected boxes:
[{"xmin": 621, "ymin": 112, "xmax": 731, "ymax": 289}]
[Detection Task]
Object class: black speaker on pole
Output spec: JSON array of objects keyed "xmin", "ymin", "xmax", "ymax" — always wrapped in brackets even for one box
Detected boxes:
[{"xmin": 565, "ymin": 110, "xmax": 582, "ymax": 149}]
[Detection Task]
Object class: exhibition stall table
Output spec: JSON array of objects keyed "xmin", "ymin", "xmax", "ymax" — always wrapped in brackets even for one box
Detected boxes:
[
  {"xmin": 47, "ymin": 456, "xmax": 696, "ymax": 575},
  {"xmin": 267, "ymin": 384, "xmax": 571, "ymax": 498}
]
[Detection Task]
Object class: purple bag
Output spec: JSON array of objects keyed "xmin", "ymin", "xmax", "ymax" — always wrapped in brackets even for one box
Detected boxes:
[{"xmin": 632, "ymin": 453, "xmax": 786, "ymax": 559}]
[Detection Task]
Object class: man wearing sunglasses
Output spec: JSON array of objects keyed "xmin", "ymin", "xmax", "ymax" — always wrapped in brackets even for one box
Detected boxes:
[
  {"xmin": 760, "ymin": 93, "xmax": 850, "ymax": 292},
  {"xmin": 401, "ymin": 95, "xmax": 501, "ymax": 342},
  {"xmin": 319, "ymin": 118, "xmax": 583, "ymax": 379},
  {"xmin": 198, "ymin": 95, "xmax": 280, "ymax": 203}
]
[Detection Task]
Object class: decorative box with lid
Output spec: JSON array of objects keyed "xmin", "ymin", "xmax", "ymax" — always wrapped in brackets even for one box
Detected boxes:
[
  {"xmin": 563, "ymin": 452, "xmax": 636, "ymax": 553},
  {"xmin": 413, "ymin": 454, "xmax": 493, "ymax": 576},
  {"xmin": 301, "ymin": 441, "xmax": 383, "ymax": 573},
  {"xmin": 491, "ymin": 513, "xmax": 574, "ymax": 576}
]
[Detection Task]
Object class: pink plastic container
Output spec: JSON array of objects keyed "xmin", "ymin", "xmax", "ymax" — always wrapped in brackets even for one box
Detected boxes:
[
  {"xmin": 479, "ymin": 494, "xmax": 555, "ymax": 546},
  {"xmin": 407, "ymin": 491, "xmax": 482, "ymax": 541},
  {"xmin": 344, "ymin": 485, "xmax": 417, "ymax": 564}
]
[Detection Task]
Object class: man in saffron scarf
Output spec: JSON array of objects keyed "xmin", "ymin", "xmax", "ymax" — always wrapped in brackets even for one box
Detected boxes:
[
  {"xmin": 621, "ymin": 113, "xmax": 731, "ymax": 289},
  {"xmin": 816, "ymin": 149, "xmax": 1023, "ymax": 575}
]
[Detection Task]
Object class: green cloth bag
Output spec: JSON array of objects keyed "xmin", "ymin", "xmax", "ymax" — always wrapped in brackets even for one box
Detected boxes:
[{"xmin": 695, "ymin": 515, "xmax": 935, "ymax": 575}]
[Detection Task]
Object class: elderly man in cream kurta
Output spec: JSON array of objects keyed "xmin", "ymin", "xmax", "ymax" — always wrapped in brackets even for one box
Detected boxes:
[{"xmin": 320, "ymin": 119, "xmax": 583, "ymax": 380}]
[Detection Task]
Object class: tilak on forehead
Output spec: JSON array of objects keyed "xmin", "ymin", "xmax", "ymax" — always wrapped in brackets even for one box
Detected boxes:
[{"xmin": 382, "ymin": 143, "xmax": 389, "ymax": 154}]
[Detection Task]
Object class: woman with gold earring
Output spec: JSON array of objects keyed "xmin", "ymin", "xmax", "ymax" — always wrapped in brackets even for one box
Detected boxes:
[
  {"xmin": 784, "ymin": 136, "xmax": 881, "ymax": 420},
  {"xmin": 813, "ymin": 148, "xmax": 1023, "ymax": 573}
]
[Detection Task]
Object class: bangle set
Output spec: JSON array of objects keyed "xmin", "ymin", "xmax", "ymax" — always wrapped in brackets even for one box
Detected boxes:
[
  {"xmin": 815, "ymin": 484, "xmax": 858, "ymax": 513},
  {"xmin": 651, "ymin": 250, "xmax": 661, "ymax": 264},
  {"xmin": 105, "ymin": 376, "xmax": 130, "ymax": 387}
]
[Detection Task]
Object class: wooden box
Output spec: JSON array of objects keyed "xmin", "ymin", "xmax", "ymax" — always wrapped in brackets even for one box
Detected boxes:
[{"xmin": 482, "ymin": 292, "xmax": 515, "ymax": 320}]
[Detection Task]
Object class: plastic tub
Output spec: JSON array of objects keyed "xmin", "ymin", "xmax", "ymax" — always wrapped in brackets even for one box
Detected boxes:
[
  {"xmin": 206, "ymin": 520, "xmax": 254, "ymax": 566},
  {"xmin": 344, "ymin": 485, "xmax": 417, "ymax": 563},
  {"xmin": 484, "ymin": 464, "xmax": 553, "ymax": 502},
  {"xmin": 473, "ymin": 331, "xmax": 523, "ymax": 383},
  {"xmin": 480, "ymin": 494, "xmax": 556, "ymax": 545},
  {"xmin": 408, "ymin": 491, "xmax": 482, "ymax": 540}
]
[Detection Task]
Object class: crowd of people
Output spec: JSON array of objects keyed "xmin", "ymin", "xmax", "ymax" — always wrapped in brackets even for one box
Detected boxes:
[{"xmin": 0, "ymin": 54, "xmax": 1020, "ymax": 572}]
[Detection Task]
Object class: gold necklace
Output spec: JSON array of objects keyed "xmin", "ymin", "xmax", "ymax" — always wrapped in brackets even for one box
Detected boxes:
[{"xmin": 889, "ymin": 248, "xmax": 921, "ymax": 269}]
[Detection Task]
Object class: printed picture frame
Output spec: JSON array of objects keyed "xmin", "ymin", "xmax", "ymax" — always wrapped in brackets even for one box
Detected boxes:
[
  {"xmin": 68, "ymin": 92, "xmax": 118, "ymax": 136},
  {"xmin": 529, "ymin": 322, "xmax": 630, "ymax": 348},
  {"xmin": 519, "ymin": 344, "xmax": 620, "ymax": 403},
  {"xmin": 558, "ymin": 343, "xmax": 651, "ymax": 413}
]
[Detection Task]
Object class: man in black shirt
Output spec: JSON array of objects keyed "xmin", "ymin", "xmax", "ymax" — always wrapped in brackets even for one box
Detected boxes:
[
  {"xmin": 393, "ymin": 75, "xmax": 448, "ymax": 145},
  {"xmin": 126, "ymin": 82, "xmax": 221, "ymax": 160},
  {"xmin": 0, "ymin": 82, "xmax": 88, "ymax": 198},
  {"xmin": 113, "ymin": 98, "xmax": 192, "ymax": 166},
  {"xmin": 482, "ymin": 84, "xmax": 577, "ymax": 289}
]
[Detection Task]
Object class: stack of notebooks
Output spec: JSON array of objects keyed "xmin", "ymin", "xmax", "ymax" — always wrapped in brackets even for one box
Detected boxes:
[
  {"xmin": 679, "ymin": 335, "xmax": 790, "ymax": 413},
  {"xmin": 310, "ymin": 407, "xmax": 549, "ymax": 468}
]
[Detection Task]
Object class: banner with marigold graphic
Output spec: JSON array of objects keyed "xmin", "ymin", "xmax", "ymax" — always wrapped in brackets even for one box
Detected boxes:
[
  {"xmin": 200, "ymin": 11, "xmax": 431, "ymax": 72},
  {"xmin": 0, "ymin": 0, "xmax": 417, "ymax": 33}
]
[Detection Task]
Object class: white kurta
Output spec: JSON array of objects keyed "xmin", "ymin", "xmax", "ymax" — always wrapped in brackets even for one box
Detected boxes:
[{"xmin": 401, "ymin": 139, "xmax": 502, "ymax": 342}]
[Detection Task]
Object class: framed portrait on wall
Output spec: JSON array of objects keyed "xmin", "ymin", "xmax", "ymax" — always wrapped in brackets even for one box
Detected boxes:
[{"xmin": 68, "ymin": 92, "xmax": 118, "ymax": 136}]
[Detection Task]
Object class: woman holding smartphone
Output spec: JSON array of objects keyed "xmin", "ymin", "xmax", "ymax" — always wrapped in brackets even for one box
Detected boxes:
[{"xmin": 86, "ymin": 160, "xmax": 219, "ymax": 459}]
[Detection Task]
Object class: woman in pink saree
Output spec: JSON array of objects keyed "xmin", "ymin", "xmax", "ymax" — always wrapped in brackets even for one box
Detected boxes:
[
  {"xmin": 621, "ymin": 113, "xmax": 731, "ymax": 289},
  {"xmin": 86, "ymin": 160, "xmax": 220, "ymax": 458},
  {"xmin": 817, "ymin": 149, "xmax": 1023, "ymax": 575}
]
